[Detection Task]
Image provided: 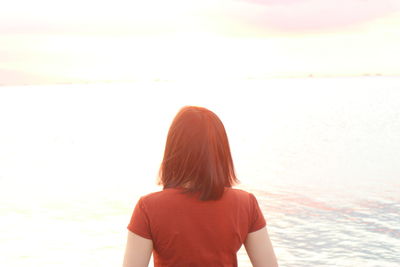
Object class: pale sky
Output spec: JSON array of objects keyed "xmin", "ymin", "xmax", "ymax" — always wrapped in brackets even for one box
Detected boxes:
[{"xmin": 1, "ymin": 0, "xmax": 400, "ymax": 84}]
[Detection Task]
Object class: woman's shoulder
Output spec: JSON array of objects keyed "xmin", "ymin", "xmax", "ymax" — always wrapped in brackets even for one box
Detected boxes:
[
  {"xmin": 139, "ymin": 188, "xmax": 182, "ymax": 202},
  {"xmin": 227, "ymin": 187, "xmax": 253, "ymax": 196},
  {"xmin": 224, "ymin": 187, "xmax": 256, "ymax": 203},
  {"xmin": 138, "ymin": 187, "xmax": 255, "ymax": 205}
]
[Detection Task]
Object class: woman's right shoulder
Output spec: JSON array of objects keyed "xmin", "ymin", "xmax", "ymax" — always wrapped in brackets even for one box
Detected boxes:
[
  {"xmin": 229, "ymin": 187, "xmax": 253, "ymax": 194},
  {"xmin": 227, "ymin": 187, "xmax": 255, "ymax": 201}
]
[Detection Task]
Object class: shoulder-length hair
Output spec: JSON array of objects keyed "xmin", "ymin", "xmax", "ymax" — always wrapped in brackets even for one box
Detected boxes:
[{"xmin": 158, "ymin": 106, "xmax": 238, "ymax": 201}]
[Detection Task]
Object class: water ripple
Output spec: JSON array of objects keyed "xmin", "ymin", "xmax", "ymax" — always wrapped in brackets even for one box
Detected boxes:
[{"xmin": 249, "ymin": 187, "xmax": 400, "ymax": 266}]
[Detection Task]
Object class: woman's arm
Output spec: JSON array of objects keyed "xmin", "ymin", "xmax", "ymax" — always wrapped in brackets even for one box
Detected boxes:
[
  {"xmin": 123, "ymin": 230, "xmax": 153, "ymax": 267},
  {"xmin": 244, "ymin": 227, "xmax": 278, "ymax": 267}
]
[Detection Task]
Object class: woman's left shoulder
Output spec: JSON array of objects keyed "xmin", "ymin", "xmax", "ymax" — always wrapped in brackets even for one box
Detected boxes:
[{"xmin": 140, "ymin": 188, "xmax": 180, "ymax": 203}]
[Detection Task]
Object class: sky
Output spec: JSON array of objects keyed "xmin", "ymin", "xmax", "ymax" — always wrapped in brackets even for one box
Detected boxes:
[{"xmin": 1, "ymin": 0, "xmax": 400, "ymax": 85}]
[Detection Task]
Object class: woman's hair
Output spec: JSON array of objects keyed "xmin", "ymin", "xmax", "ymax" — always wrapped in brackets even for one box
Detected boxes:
[{"xmin": 158, "ymin": 106, "xmax": 238, "ymax": 201}]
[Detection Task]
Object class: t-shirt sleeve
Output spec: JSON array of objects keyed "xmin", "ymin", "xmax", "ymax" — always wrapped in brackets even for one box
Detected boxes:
[
  {"xmin": 248, "ymin": 193, "xmax": 267, "ymax": 233},
  {"xmin": 127, "ymin": 197, "xmax": 152, "ymax": 240}
]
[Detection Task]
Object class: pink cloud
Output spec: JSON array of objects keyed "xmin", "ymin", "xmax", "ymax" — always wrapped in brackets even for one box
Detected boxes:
[
  {"xmin": 0, "ymin": 68, "xmax": 51, "ymax": 85},
  {"xmin": 242, "ymin": 0, "xmax": 304, "ymax": 6},
  {"xmin": 235, "ymin": 0, "xmax": 400, "ymax": 32}
]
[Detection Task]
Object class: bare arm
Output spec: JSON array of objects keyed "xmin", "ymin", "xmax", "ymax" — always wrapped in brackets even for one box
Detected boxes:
[
  {"xmin": 244, "ymin": 227, "xmax": 278, "ymax": 267},
  {"xmin": 123, "ymin": 230, "xmax": 153, "ymax": 267}
]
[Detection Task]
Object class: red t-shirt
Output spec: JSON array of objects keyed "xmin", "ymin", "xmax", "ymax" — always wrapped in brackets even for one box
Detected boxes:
[{"xmin": 127, "ymin": 187, "xmax": 266, "ymax": 267}]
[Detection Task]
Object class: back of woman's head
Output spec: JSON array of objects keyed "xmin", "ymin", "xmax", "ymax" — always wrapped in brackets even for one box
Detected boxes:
[{"xmin": 158, "ymin": 106, "xmax": 238, "ymax": 200}]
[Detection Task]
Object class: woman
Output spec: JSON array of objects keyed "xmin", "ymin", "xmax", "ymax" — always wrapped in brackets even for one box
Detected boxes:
[{"xmin": 123, "ymin": 106, "xmax": 278, "ymax": 267}]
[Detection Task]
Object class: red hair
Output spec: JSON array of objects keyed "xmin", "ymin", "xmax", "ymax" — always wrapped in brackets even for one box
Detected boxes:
[{"xmin": 158, "ymin": 106, "xmax": 239, "ymax": 200}]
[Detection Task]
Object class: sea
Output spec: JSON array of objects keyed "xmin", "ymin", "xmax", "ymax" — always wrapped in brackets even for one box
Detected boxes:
[{"xmin": 0, "ymin": 77, "xmax": 399, "ymax": 266}]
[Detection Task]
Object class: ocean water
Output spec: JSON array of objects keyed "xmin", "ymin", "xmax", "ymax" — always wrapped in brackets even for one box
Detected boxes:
[{"xmin": 0, "ymin": 77, "xmax": 399, "ymax": 266}]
